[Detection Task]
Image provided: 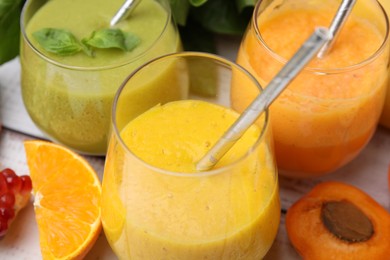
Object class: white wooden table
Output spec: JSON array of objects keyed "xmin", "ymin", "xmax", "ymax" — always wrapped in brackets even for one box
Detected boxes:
[{"xmin": 0, "ymin": 36, "xmax": 389, "ymax": 260}]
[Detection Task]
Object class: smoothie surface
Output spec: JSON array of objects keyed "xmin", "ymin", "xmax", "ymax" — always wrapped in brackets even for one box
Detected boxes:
[
  {"xmin": 259, "ymin": 8, "xmax": 383, "ymax": 69},
  {"xmin": 120, "ymin": 100, "xmax": 263, "ymax": 172},
  {"xmin": 255, "ymin": 8, "xmax": 385, "ymax": 99},
  {"xmin": 26, "ymin": 0, "xmax": 170, "ymax": 67}
]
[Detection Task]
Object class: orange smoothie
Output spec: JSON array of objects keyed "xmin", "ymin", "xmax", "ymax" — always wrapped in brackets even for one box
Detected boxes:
[
  {"xmin": 101, "ymin": 100, "xmax": 280, "ymax": 259},
  {"xmin": 233, "ymin": 1, "xmax": 389, "ymax": 177},
  {"xmin": 379, "ymin": 0, "xmax": 390, "ymax": 128}
]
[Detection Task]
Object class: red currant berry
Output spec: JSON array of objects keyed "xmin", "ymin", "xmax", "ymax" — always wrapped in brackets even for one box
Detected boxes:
[
  {"xmin": 0, "ymin": 174, "xmax": 7, "ymax": 192},
  {"xmin": 20, "ymin": 176, "xmax": 32, "ymax": 194},
  {"xmin": 0, "ymin": 192, "xmax": 15, "ymax": 208},
  {"xmin": 1, "ymin": 168, "xmax": 16, "ymax": 177},
  {"xmin": 2, "ymin": 169, "xmax": 21, "ymax": 192},
  {"xmin": 0, "ymin": 207, "xmax": 14, "ymax": 221}
]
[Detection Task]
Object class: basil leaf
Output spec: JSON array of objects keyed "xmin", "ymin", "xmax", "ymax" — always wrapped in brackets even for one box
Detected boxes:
[
  {"xmin": 83, "ymin": 28, "xmax": 127, "ymax": 50},
  {"xmin": 83, "ymin": 28, "xmax": 140, "ymax": 52},
  {"xmin": 80, "ymin": 40, "xmax": 94, "ymax": 57},
  {"xmin": 124, "ymin": 32, "xmax": 140, "ymax": 51},
  {"xmin": 0, "ymin": 0, "xmax": 24, "ymax": 65},
  {"xmin": 32, "ymin": 28, "xmax": 82, "ymax": 56}
]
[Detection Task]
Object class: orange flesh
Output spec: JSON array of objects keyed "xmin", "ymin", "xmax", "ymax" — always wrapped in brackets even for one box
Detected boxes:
[{"xmin": 25, "ymin": 141, "xmax": 102, "ymax": 259}]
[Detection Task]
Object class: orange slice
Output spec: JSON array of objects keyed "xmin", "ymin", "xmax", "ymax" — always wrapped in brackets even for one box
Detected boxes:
[{"xmin": 24, "ymin": 140, "xmax": 102, "ymax": 260}]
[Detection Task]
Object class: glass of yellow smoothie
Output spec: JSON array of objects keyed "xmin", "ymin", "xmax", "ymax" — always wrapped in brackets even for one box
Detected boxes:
[
  {"xmin": 233, "ymin": 0, "xmax": 390, "ymax": 177},
  {"xmin": 101, "ymin": 52, "xmax": 280, "ymax": 259},
  {"xmin": 20, "ymin": 0, "xmax": 181, "ymax": 155}
]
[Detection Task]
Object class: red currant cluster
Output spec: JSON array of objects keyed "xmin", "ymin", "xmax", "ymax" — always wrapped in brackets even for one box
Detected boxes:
[{"xmin": 0, "ymin": 168, "xmax": 32, "ymax": 238}]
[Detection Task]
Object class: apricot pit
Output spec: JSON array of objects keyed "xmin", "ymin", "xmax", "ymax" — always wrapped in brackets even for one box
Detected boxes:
[{"xmin": 286, "ymin": 181, "xmax": 390, "ymax": 260}]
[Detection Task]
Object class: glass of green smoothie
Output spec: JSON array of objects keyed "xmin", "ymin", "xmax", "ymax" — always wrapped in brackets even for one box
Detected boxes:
[{"xmin": 20, "ymin": 0, "xmax": 181, "ymax": 155}]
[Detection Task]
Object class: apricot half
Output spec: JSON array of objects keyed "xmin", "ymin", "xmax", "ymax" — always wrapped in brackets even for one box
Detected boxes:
[{"xmin": 286, "ymin": 181, "xmax": 390, "ymax": 260}]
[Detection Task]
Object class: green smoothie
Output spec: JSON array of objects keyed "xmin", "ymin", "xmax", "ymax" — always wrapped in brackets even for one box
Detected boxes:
[{"xmin": 21, "ymin": 0, "xmax": 182, "ymax": 154}]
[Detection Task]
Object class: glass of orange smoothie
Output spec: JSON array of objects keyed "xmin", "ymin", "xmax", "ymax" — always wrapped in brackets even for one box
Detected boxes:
[
  {"xmin": 232, "ymin": 0, "xmax": 390, "ymax": 177},
  {"xmin": 101, "ymin": 52, "xmax": 280, "ymax": 259},
  {"xmin": 379, "ymin": 0, "xmax": 390, "ymax": 129}
]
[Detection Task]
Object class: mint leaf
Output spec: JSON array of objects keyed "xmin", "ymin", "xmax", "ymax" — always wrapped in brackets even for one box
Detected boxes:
[
  {"xmin": 83, "ymin": 28, "xmax": 127, "ymax": 51},
  {"xmin": 124, "ymin": 32, "xmax": 140, "ymax": 51},
  {"xmin": 32, "ymin": 28, "xmax": 82, "ymax": 56}
]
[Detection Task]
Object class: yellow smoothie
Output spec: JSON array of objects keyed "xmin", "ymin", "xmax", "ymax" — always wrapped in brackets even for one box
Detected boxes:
[
  {"xmin": 101, "ymin": 100, "xmax": 280, "ymax": 259},
  {"xmin": 233, "ymin": 0, "xmax": 389, "ymax": 176}
]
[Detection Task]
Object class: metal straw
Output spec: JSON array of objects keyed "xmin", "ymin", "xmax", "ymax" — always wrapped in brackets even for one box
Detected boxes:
[
  {"xmin": 110, "ymin": 0, "xmax": 142, "ymax": 27},
  {"xmin": 317, "ymin": 0, "xmax": 356, "ymax": 58},
  {"xmin": 195, "ymin": 27, "xmax": 331, "ymax": 172}
]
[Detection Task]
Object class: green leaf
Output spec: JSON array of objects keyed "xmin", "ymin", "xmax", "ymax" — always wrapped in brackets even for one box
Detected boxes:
[
  {"xmin": 189, "ymin": 0, "xmax": 208, "ymax": 7},
  {"xmin": 124, "ymin": 32, "xmax": 141, "ymax": 51},
  {"xmin": 235, "ymin": 0, "xmax": 257, "ymax": 13},
  {"xmin": 83, "ymin": 28, "xmax": 140, "ymax": 52},
  {"xmin": 0, "ymin": 0, "xmax": 24, "ymax": 65},
  {"xmin": 83, "ymin": 28, "xmax": 126, "ymax": 50},
  {"xmin": 190, "ymin": 0, "xmax": 253, "ymax": 35},
  {"xmin": 0, "ymin": 0, "xmax": 16, "ymax": 19},
  {"xmin": 179, "ymin": 17, "xmax": 216, "ymax": 53},
  {"xmin": 33, "ymin": 28, "xmax": 82, "ymax": 56},
  {"xmin": 80, "ymin": 41, "xmax": 94, "ymax": 57},
  {"xmin": 169, "ymin": 0, "xmax": 190, "ymax": 26}
]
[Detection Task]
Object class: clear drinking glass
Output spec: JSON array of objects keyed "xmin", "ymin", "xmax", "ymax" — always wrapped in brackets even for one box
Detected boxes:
[
  {"xmin": 101, "ymin": 52, "xmax": 280, "ymax": 259},
  {"xmin": 233, "ymin": 0, "xmax": 390, "ymax": 177},
  {"xmin": 20, "ymin": 0, "xmax": 181, "ymax": 155},
  {"xmin": 379, "ymin": 0, "xmax": 390, "ymax": 128}
]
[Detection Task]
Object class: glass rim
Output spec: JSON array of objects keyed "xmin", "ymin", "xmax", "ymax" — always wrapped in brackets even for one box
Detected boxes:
[
  {"xmin": 111, "ymin": 51, "xmax": 273, "ymax": 178},
  {"xmin": 252, "ymin": 0, "xmax": 390, "ymax": 74},
  {"xmin": 20, "ymin": 0, "xmax": 174, "ymax": 71}
]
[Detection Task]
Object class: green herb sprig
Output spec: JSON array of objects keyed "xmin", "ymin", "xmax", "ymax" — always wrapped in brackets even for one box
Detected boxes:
[{"xmin": 32, "ymin": 28, "xmax": 140, "ymax": 57}]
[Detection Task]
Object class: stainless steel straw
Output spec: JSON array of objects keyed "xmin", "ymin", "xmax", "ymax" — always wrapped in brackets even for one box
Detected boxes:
[
  {"xmin": 110, "ymin": 0, "xmax": 142, "ymax": 27},
  {"xmin": 195, "ymin": 27, "xmax": 331, "ymax": 172},
  {"xmin": 317, "ymin": 0, "xmax": 356, "ymax": 58}
]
